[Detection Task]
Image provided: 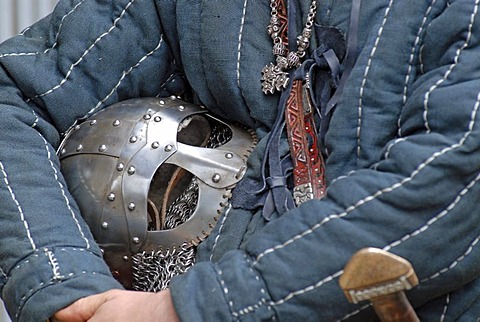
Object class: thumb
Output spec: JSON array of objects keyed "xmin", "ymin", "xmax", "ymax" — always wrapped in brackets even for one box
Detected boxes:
[{"xmin": 53, "ymin": 291, "xmax": 114, "ymax": 322}]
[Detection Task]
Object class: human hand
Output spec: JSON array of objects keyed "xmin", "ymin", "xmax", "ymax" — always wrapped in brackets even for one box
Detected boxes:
[{"xmin": 52, "ymin": 289, "xmax": 180, "ymax": 322}]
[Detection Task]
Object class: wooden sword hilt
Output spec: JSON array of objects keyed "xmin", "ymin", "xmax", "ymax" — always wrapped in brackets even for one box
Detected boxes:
[{"xmin": 339, "ymin": 248, "xmax": 419, "ymax": 322}]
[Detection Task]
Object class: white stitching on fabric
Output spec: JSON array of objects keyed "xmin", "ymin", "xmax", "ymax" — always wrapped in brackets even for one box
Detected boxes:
[
  {"xmin": 0, "ymin": 0, "xmax": 85, "ymax": 58},
  {"xmin": 402, "ymin": 1, "xmax": 435, "ymax": 106},
  {"xmin": 0, "ymin": 162, "xmax": 36, "ymax": 250},
  {"xmin": 329, "ymin": 169, "xmax": 355, "ymax": 186},
  {"xmin": 156, "ymin": 73, "xmax": 175, "ymax": 97},
  {"xmin": 422, "ymin": 234, "xmax": 480, "ymax": 283},
  {"xmin": 399, "ymin": 1, "xmax": 436, "ymax": 137},
  {"xmin": 210, "ymin": 204, "xmax": 232, "ymax": 262},
  {"xmin": 423, "ymin": 0, "xmax": 479, "ymax": 134},
  {"xmin": 234, "ymin": 298, "xmax": 270, "ymax": 317},
  {"xmin": 45, "ymin": 0, "xmax": 87, "ymax": 53},
  {"xmin": 270, "ymin": 270, "xmax": 343, "ymax": 307},
  {"xmin": 38, "ymin": 132, "xmax": 91, "ymax": 249},
  {"xmin": 385, "ymin": 170, "xmax": 480, "ymax": 252},
  {"xmin": 0, "ymin": 267, "xmax": 7, "ymax": 279},
  {"xmin": 10, "ymin": 248, "xmax": 99, "ymax": 275},
  {"xmin": 217, "ymin": 268, "xmax": 236, "ymax": 315},
  {"xmin": 234, "ymin": 255, "xmax": 271, "ymax": 318},
  {"xmin": 419, "ymin": 43, "xmax": 426, "ymax": 75},
  {"xmin": 440, "ymin": 293, "xmax": 450, "ymax": 322},
  {"xmin": 236, "ymin": 0, "xmax": 249, "ymax": 87},
  {"xmin": 29, "ymin": 0, "xmax": 138, "ymax": 100},
  {"xmin": 255, "ymin": 80, "xmax": 480, "ymax": 272},
  {"xmin": 19, "ymin": 27, "xmax": 30, "ymax": 36},
  {"xmin": 30, "ymin": 110, "xmax": 40, "ymax": 128},
  {"xmin": 384, "ymin": 137, "xmax": 406, "ymax": 159},
  {"xmin": 232, "ymin": 269, "xmax": 343, "ymax": 317},
  {"xmin": 59, "ymin": 247, "xmax": 89, "ymax": 253},
  {"xmin": 356, "ymin": 0, "xmax": 394, "ymax": 159},
  {"xmin": 0, "ymin": 52, "xmax": 38, "ymax": 59},
  {"xmin": 11, "ymin": 254, "xmax": 39, "ymax": 273},
  {"xmin": 330, "ymin": 169, "xmax": 480, "ymax": 320},
  {"xmin": 84, "ymin": 36, "xmax": 164, "ymax": 117},
  {"xmin": 45, "ymin": 248, "xmax": 64, "ymax": 280},
  {"xmin": 338, "ymin": 303, "xmax": 371, "ymax": 321},
  {"xmin": 14, "ymin": 271, "xmax": 101, "ymax": 320}
]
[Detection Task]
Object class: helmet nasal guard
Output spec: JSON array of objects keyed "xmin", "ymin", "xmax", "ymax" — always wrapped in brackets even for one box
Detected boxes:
[{"xmin": 59, "ymin": 97, "xmax": 256, "ymax": 288}]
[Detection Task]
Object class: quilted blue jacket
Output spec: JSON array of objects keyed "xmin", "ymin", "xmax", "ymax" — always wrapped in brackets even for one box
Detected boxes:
[{"xmin": 1, "ymin": 0, "xmax": 480, "ymax": 321}]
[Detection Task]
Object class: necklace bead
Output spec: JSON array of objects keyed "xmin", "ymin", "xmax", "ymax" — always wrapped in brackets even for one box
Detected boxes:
[{"xmin": 261, "ymin": 0, "xmax": 317, "ymax": 95}]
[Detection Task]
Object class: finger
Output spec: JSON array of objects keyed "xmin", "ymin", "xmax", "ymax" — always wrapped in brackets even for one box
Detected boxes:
[{"xmin": 53, "ymin": 291, "xmax": 114, "ymax": 322}]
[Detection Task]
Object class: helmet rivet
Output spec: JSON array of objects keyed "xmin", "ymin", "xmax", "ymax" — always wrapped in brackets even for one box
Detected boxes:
[
  {"xmin": 60, "ymin": 148, "xmax": 66, "ymax": 155},
  {"xmin": 112, "ymin": 120, "xmax": 121, "ymax": 126},
  {"xmin": 225, "ymin": 153, "xmax": 234, "ymax": 159},
  {"xmin": 107, "ymin": 193, "xmax": 115, "ymax": 201},
  {"xmin": 127, "ymin": 166, "xmax": 136, "ymax": 175},
  {"xmin": 152, "ymin": 141, "xmax": 160, "ymax": 149},
  {"xmin": 128, "ymin": 202, "xmax": 136, "ymax": 210},
  {"xmin": 212, "ymin": 173, "xmax": 222, "ymax": 183},
  {"xmin": 98, "ymin": 144, "xmax": 107, "ymax": 152},
  {"xmin": 132, "ymin": 237, "xmax": 140, "ymax": 244},
  {"xmin": 178, "ymin": 105, "xmax": 185, "ymax": 111},
  {"xmin": 101, "ymin": 222, "xmax": 109, "ymax": 230},
  {"xmin": 90, "ymin": 120, "xmax": 97, "ymax": 125},
  {"xmin": 143, "ymin": 114, "xmax": 151, "ymax": 120},
  {"xmin": 116, "ymin": 163, "xmax": 125, "ymax": 171},
  {"xmin": 129, "ymin": 136, "xmax": 138, "ymax": 143},
  {"xmin": 154, "ymin": 116, "xmax": 162, "ymax": 122},
  {"xmin": 159, "ymin": 100, "xmax": 165, "ymax": 105},
  {"xmin": 123, "ymin": 256, "xmax": 129, "ymax": 261},
  {"xmin": 164, "ymin": 144, "xmax": 173, "ymax": 152},
  {"xmin": 76, "ymin": 144, "xmax": 83, "ymax": 152},
  {"xmin": 74, "ymin": 125, "xmax": 81, "ymax": 130}
]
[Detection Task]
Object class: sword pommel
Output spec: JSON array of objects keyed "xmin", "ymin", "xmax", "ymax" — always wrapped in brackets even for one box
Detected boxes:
[{"xmin": 339, "ymin": 248, "xmax": 420, "ymax": 322}]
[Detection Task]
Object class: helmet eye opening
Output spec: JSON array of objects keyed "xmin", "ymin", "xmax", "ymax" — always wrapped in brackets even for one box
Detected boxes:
[
  {"xmin": 177, "ymin": 115, "xmax": 211, "ymax": 147},
  {"xmin": 147, "ymin": 165, "xmax": 197, "ymax": 231}
]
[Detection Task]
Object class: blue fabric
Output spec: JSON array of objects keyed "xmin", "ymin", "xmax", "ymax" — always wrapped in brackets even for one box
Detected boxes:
[{"xmin": 1, "ymin": 0, "xmax": 480, "ymax": 321}]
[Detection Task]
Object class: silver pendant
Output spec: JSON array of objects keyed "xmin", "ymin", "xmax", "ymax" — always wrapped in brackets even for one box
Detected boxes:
[{"xmin": 261, "ymin": 58, "xmax": 290, "ymax": 95}]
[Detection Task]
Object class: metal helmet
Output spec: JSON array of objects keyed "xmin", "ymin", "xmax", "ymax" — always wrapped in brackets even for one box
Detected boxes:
[{"xmin": 58, "ymin": 97, "xmax": 256, "ymax": 288}]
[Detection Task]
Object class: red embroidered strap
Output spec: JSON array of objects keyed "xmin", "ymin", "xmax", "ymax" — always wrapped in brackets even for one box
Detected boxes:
[
  {"xmin": 275, "ymin": 0, "xmax": 288, "ymax": 42},
  {"xmin": 285, "ymin": 80, "xmax": 326, "ymax": 205},
  {"xmin": 272, "ymin": 0, "xmax": 326, "ymax": 205}
]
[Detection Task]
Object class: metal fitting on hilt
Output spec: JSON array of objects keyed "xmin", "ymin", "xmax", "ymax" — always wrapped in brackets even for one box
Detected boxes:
[{"xmin": 339, "ymin": 248, "xmax": 420, "ymax": 322}]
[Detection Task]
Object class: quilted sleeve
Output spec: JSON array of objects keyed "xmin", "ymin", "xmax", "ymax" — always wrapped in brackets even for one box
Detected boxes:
[{"xmin": 0, "ymin": 0, "xmax": 178, "ymax": 321}]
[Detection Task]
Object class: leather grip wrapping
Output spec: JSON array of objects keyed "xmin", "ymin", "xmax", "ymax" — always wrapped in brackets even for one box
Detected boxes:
[{"xmin": 372, "ymin": 292, "xmax": 419, "ymax": 322}]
